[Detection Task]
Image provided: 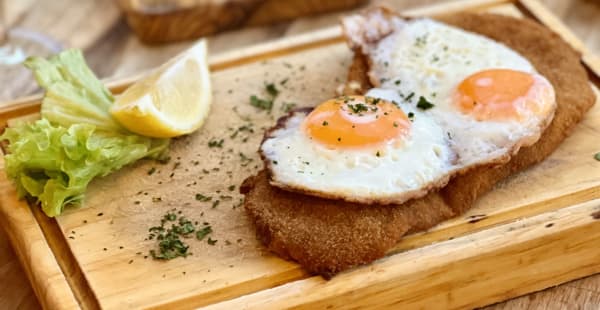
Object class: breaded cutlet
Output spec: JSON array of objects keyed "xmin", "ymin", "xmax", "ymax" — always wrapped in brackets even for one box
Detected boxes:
[{"xmin": 241, "ymin": 11, "xmax": 596, "ymax": 277}]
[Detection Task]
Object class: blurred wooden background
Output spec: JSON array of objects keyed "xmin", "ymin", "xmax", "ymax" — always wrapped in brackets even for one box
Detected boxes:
[{"xmin": 1, "ymin": 0, "xmax": 599, "ymax": 309}]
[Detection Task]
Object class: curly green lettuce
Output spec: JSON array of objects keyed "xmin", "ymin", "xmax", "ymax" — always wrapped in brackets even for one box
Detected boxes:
[{"xmin": 0, "ymin": 49, "xmax": 169, "ymax": 217}]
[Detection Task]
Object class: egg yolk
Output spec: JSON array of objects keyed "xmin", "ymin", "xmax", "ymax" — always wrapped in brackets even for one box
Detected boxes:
[
  {"xmin": 303, "ymin": 96, "xmax": 410, "ymax": 148},
  {"xmin": 454, "ymin": 69, "xmax": 553, "ymax": 121}
]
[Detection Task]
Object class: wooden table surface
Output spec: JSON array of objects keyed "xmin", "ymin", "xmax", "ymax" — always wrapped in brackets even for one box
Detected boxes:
[{"xmin": 0, "ymin": 0, "xmax": 599, "ymax": 309}]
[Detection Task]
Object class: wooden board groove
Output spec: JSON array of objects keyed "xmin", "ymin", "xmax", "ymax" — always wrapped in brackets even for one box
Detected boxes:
[
  {"xmin": 205, "ymin": 199, "xmax": 600, "ymax": 310},
  {"xmin": 30, "ymin": 203, "xmax": 100, "ymax": 309},
  {"xmin": 393, "ymin": 182, "xmax": 600, "ymax": 254},
  {"xmin": 1, "ymin": 0, "xmax": 599, "ymax": 309}
]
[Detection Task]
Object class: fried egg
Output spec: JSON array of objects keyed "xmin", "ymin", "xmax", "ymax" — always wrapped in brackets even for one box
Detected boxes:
[
  {"xmin": 260, "ymin": 96, "xmax": 455, "ymax": 204},
  {"xmin": 260, "ymin": 11, "xmax": 557, "ymax": 205},
  {"xmin": 348, "ymin": 15, "xmax": 556, "ymax": 168}
]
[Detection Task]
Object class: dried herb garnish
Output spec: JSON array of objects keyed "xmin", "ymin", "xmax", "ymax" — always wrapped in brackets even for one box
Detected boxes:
[
  {"xmin": 265, "ymin": 83, "xmax": 279, "ymax": 97},
  {"xmin": 281, "ymin": 102, "xmax": 296, "ymax": 112},
  {"xmin": 416, "ymin": 96, "xmax": 435, "ymax": 110},
  {"xmin": 230, "ymin": 124, "xmax": 255, "ymax": 139},
  {"xmin": 196, "ymin": 225, "xmax": 212, "ymax": 241},
  {"xmin": 594, "ymin": 152, "xmax": 600, "ymax": 161},
  {"xmin": 148, "ymin": 210, "xmax": 217, "ymax": 260},
  {"xmin": 239, "ymin": 152, "xmax": 253, "ymax": 167},
  {"xmin": 249, "ymin": 95, "xmax": 273, "ymax": 112},
  {"xmin": 195, "ymin": 193, "xmax": 212, "ymax": 202},
  {"xmin": 347, "ymin": 103, "xmax": 369, "ymax": 114},
  {"xmin": 208, "ymin": 139, "xmax": 224, "ymax": 148},
  {"xmin": 149, "ymin": 211, "xmax": 195, "ymax": 260},
  {"xmin": 250, "ymin": 82, "xmax": 283, "ymax": 112},
  {"xmin": 414, "ymin": 33, "xmax": 429, "ymax": 47}
]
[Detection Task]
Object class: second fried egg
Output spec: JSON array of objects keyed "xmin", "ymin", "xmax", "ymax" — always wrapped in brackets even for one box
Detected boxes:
[{"xmin": 350, "ymin": 16, "xmax": 556, "ymax": 167}]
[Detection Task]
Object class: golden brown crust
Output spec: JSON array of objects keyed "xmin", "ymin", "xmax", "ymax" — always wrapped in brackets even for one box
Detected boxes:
[
  {"xmin": 241, "ymin": 170, "xmax": 454, "ymax": 277},
  {"xmin": 242, "ymin": 12, "xmax": 596, "ymax": 276}
]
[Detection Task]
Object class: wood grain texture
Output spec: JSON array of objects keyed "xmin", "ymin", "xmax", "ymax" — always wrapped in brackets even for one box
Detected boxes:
[
  {"xmin": 0, "ymin": 171, "xmax": 80, "ymax": 310},
  {"xmin": 1, "ymin": 0, "xmax": 600, "ymax": 309},
  {"xmin": 204, "ymin": 198, "xmax": 600, "ymax": 309},
  {"xmin": 118, "ymin": 0, "xmax": 368, "ymax": 44}
]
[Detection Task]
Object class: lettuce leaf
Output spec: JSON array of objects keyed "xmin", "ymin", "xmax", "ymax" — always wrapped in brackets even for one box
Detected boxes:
[
  {"xmin": 24, "ymin": 49, "xmax": 123, "ymax": 132},
  {"xmin": 1, "ymin": 49, "xmax": 169, "ymax": 217}
]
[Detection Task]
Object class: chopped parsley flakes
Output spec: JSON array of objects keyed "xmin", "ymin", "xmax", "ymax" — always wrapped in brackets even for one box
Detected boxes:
[
  {"xmin": 208, "ymin": 139, "xmax": 224, "ymax": 148},
  {"xmin": 265, "ymin": 83, "xmax": 279, "ymax": 97},
  {"xmin": 416, "ymin": 96, "xmax": 435, "ymax": 110},
  {"xmin": 595, "ymin": 152, "xmax": 600, "ymax": 161},
  {"xmin": 249, "ymin": 82, "xmax": 282, "ymax": 112},
  {"xmin": 147, "ymin": 209, "xmax": 218, "ymax": 260},
  {"xmin": 239, "ymin": 152, "xmax": 253, "ymax": 167},
  {"xmin": 148, "ymin": 211, "xmax": 196, "ymax": 260},
  {"xmin": 196, "ymin": 225, "xmax": 212, "ymax": 240},
  {"xmin": 281, "ymin": 102, "xmax": 296, "ymax": 112},
  {"xmin": 249, "ymin": 95, "xmax": 273, "ymax": 112},
  {"xmin": 347, "ymin": 103, "xmax": 369, "ymax": 114},
  {"xmin": 414, "ymin": 33, "xmax": 429, "ymax": 47},
  {"xmin": 195, "ymin": 193, "xmax": 212, "ymax": 202}
]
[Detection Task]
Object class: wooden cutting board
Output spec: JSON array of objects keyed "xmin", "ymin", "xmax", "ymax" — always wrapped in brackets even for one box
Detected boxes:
[{"xmin": 1, "ymin": 0, "xmax": 599, "ymax": 309}]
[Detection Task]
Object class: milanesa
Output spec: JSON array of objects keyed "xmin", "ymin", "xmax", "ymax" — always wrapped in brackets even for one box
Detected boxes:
[{"xmin": 241, "ymin": 10, "xmax": 596, "ymax": 277}]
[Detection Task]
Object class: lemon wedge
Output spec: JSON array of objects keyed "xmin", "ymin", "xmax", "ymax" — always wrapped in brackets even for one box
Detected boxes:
[{"xmin": 110, "ymin": 40, "xmax": 212, "ymax": 138}]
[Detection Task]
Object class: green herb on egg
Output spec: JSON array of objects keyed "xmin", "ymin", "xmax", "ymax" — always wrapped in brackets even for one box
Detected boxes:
[
  {"xmin": 347, "ymin": 103, "xmax": 369, "ymax": 114},
  {"xmin": 416, "ymin": 96, "xmax": 435, "ymax": 110}
]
